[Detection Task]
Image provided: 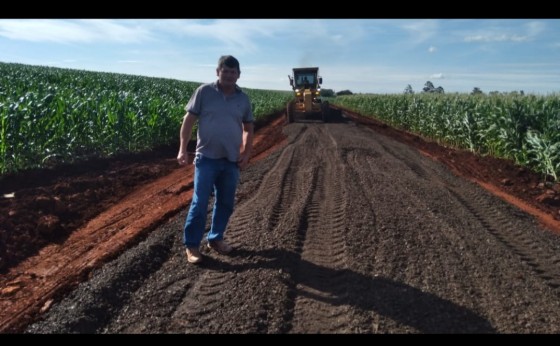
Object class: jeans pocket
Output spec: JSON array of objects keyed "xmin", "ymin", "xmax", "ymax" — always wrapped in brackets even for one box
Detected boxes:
[{"xmin": 194, "ymin": 153, "xmax": 202, "ymax": 166}]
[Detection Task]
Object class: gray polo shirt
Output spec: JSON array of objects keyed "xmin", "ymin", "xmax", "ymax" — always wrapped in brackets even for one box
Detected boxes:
[{"xmin": 185, "ymin": 82, "xmax": 254, "ymax": 163}]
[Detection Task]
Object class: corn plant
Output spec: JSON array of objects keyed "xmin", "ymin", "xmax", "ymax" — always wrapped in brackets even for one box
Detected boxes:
[
  {"xmin": 0, "ymin": 63, "xmax": 291, "ymax": 175},
  {"xmin": 332, "ymin": 92, "xmax": 560, "ymax": 181}
]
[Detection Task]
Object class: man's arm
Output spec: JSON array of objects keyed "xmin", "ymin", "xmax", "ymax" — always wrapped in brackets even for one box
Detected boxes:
[
  {"xmin": 177, "ymin": 112, "xmax": 197, "ymax": 165},
  {"xmin": 238, "ymin": 122, "xmax": 254, "ymax": 170}
]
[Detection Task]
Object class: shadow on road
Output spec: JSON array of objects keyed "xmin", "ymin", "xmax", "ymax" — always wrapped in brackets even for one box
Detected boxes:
[{"xmin": 201, "ymin": 247, "xmax": 495, "ymax": 334}]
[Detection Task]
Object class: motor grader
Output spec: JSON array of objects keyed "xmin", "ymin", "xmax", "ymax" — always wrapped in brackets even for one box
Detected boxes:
[{"xmin": 287, "ymin": 67, "xmax": 329, "ymax": 123}]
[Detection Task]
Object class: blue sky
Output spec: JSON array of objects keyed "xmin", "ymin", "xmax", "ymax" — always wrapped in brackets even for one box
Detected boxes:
[{"xmin": 1, "ymin": 19, "xmax": 559, "ymax": 95}]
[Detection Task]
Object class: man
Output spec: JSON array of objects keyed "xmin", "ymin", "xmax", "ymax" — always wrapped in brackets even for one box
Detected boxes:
[{"xmin": 177, "ymin": 55, "xmax": 254, "ymax": 264}]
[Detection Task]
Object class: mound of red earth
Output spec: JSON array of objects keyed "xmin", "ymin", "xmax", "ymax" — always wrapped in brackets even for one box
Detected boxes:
[{"xmin": 0, "ymin": 147, "xmax": 180, "ymax": 272}]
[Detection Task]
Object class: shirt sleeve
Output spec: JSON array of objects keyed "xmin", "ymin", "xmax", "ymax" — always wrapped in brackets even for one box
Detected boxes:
[
  {"xmin": 243, "ymin": 95, "xmax": 254, "ymax": 123},
  {"xmin": 185, "ymin": 85, "xmax": 204, "ymax": 116}
]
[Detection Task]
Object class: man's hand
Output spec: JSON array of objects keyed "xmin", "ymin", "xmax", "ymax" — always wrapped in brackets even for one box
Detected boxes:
[
  {"xmin": 237, "ymin": 152, "xmax": 250, "ymax": 170},
  {"xmin": 177, "ymin": 152, "xmax": 190, "ymax": 166}
]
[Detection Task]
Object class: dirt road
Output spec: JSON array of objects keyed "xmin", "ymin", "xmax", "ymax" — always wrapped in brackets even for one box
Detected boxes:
[{"xmin": 24, "ymin": 111, "xmax": 560, "ymax": 333}]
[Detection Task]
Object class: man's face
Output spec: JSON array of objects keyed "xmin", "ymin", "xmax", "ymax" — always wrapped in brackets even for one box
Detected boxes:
[{"xmin": 217, "ymin": 65, "xmax": 240, "ymax": 87}]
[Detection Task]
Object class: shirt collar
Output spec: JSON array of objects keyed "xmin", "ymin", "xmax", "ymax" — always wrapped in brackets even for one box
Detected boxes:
[{"xmin": 212, "ymin": 81, "xmax": 241, "ymax": 93}]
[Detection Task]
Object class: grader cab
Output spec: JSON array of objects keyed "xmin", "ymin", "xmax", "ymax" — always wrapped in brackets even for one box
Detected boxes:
[{"xmin": 287, "ymin": 67, "xmax": 329, "ymax": 123}]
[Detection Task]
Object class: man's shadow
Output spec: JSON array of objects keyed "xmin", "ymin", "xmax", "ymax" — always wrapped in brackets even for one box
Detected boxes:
[{"xmin": 202, "ymin": 247, "xmax": 495, "ymax": 333}]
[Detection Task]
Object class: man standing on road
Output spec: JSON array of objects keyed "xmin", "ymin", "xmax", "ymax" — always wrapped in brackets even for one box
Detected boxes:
[{"xmin": 177, "ymin": 55, "xmax": 254, "ymax": 264}]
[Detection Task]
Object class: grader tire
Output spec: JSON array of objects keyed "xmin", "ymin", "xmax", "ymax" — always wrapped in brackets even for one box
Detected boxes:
[
  {"xmin": 321, "ymin": 101, "xmax": 330, "ymax": 123},
  {"xmin": 286, "ymin": 101, "xmax": 295, "ymax": 123}
]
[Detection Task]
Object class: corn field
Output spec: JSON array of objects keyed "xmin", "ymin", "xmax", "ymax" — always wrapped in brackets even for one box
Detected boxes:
[
  {"xmin": 0, "ymin": 63, "xmax": 291, "ymax": 175},
  {"xmin": 6, "ymin": 62, "xmax": 558, "ymax": 182},
  {"xmin": 332, "ymin": 93, "xmax": 560, "ymax": 181}
]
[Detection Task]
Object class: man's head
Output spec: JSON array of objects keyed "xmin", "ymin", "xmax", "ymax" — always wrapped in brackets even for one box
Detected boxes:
[
  {"xmin": 217, "ymin": 55, "xmax": 240, "ymax": 73},
  {"xmin": 216, "ymin": 55, "xmax": 240, "ymax": 89}
]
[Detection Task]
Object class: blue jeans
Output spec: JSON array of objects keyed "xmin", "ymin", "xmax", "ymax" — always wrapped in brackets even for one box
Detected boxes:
[{"xmin": 183, "ymin": 154, "xmax": 240, "ymax": 248}]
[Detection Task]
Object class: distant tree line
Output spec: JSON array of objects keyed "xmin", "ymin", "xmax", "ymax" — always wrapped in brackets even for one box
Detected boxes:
[
  {"xmin": 320, "ymin": 89, "xmax": 353, "ymax": 97},
  {"xmin": 404, "ymin": 82, "xmax": 526, "ymax": 96},
  {"xmin": 324, "ymin": 82, "xmax": 525, "ymax": 97}
]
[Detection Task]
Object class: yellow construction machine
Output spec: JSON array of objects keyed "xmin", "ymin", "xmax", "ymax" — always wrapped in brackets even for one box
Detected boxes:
[{"xmin": 287, "ymin": 67, "xmax": 329, "ymax": 123}]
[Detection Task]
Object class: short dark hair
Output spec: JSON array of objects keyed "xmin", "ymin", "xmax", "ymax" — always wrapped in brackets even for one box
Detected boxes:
[{"xmin": 218, "ymin": 55, "xmax": 240, "ymax": 73}]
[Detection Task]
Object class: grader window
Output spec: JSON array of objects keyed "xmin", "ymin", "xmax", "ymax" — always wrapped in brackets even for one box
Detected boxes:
[{"xmin": 297, "ymin": 75, "xmax": 315, "ymax": 87}]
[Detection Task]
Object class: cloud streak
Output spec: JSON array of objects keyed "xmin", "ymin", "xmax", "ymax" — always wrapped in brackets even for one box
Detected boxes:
[
  {"xmin": 463, "ymin": 20, "xmax": 545, "ymax": 43},
  {"xmin": 0, "ymin": 19, "xmax": 155, "ymax": 44}
]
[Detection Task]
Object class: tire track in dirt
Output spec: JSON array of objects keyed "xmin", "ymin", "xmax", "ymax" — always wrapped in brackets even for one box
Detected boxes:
[
  {"xmin": 288, "ymin": 125, "xmax": 352, "ymax": 333},
  {"xmin": 164, "ymin": 124, "xmax": 320, "ymax": 333},
  {"xmin": 168, "ymin": 124, "xmax": 358, "ymax": 333},
  {"xmin": 335, "ymin": 125, "xmax": 501, "ymax": 332},
  {"xmin": 448, "ymin": 187, "xmax": 560, "ymax": 292},
  {"xmin": 359, "ymin": 129, "xmax": 560, "ymax": 332},
  {"xmin": 24, "ymin": 114, "xmax": 560, "ymax": 334},
  {"xmin": 175, "ymin": 270, "xmax": 238, "ymax": 333}
]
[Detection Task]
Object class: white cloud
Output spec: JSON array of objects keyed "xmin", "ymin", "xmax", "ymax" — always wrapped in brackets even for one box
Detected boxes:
[
  {"xmin": 400, "ymin": 20, "xmax": 438, "ymax": 45},
  {"xmin": 160, "ymin": 20, "xmax": 265, "ymax": 52},
  {"xmin": 430, "ymin": 73, "xmax": 444, "ymax": 79},
  {"xmin": 525, "ymin": 20, "xmax": 546, "ymax": 37},
  {"xmin": 463, "ymin": 20, "xmax": 546, "ymax": 43},
  {"xmin": 464, "ymin": 34, "xmax": 528, "ymax": 43},
  {"xmin": 0, "ymin": 19, "xmax": 155, "ymax": 44},
  {"xmin": 428, "ymin": 46, "xmax": 437, "ymax": 53},
  {"xmin": 156, "ymin": 19, "xmax": 368, "ymax": 53}
]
